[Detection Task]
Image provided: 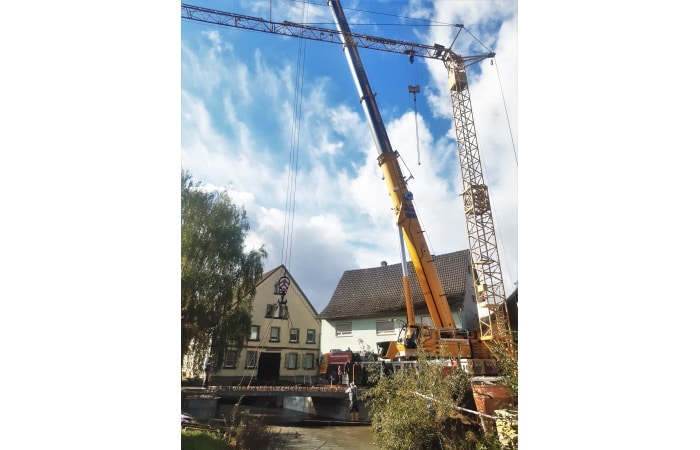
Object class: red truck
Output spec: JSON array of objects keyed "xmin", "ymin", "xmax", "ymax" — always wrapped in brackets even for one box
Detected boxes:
[{"xmin": 317, "ymin": 349, "xmax": 366, "ymax": 385}]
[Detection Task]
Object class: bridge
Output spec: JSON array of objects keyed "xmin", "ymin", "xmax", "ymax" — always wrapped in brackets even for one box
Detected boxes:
[
  {"xmin": 181, "ymin": 384, "xmax": 365, "ymax": 422},
  {"xmin": 183, "ymin": 384, "xmax": 352, "ymax": 399}
]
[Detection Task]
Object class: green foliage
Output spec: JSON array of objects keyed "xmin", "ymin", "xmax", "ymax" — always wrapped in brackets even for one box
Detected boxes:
[
  {"xmin": 181, "ymin": 169, "xmax": 267, "ymax": 371},
  {"xmin": 364, "ymin": 351, "xmax": 478, "ymax": 450},
  {"xmin": 490, "ymin": 335, "xmax": 518, "ymax": 449},
  {"xmin": 181, "ymin": 430, "xmax": 235, "ymax": 450},
  {"xmin": 231, "ymin": 413, "xmax": 276, "ymax": 450},
  {"xmin": 489, "ymin": 334, "xmax": 518, "ymax": 404},
  {"xmin": 364, "ymin": 342, "xmax": 518, "ymax": 450}
]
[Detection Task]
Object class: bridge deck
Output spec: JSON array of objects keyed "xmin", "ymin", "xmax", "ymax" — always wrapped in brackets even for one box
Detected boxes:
[{"xmin": 182, "ymin": 385, "xmax": 356, "ymax": 399}]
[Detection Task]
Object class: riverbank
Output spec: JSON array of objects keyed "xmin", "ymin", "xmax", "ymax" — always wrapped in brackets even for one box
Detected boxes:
[{"xmin": 220, "ymin": 404, "xmax": 377, "ymax": 449}]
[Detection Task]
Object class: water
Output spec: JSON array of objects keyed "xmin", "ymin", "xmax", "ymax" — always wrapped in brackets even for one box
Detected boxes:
[
  {"xmin": 219, "ymin": 404, "xmax": 377, "ymax": 449},
  {"xmin": 272, "ymin": 424, "xmax": 376, "ymax": 449}
]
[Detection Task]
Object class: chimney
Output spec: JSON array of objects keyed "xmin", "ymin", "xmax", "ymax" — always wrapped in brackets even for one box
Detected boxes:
[{"xmin": 380, "ymin": 261, "xmax": 387, "ymax": 267}]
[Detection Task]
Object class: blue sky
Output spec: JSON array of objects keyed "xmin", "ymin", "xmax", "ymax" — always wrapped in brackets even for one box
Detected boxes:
[{"xmin": 181, "ymin": 0, "xmax": 518, "ymax": 312}]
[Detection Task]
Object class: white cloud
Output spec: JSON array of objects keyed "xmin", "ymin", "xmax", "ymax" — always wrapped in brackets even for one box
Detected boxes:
[{"xmin": 181, "ymin": 0, "xmax": 518, "ymax": 312}]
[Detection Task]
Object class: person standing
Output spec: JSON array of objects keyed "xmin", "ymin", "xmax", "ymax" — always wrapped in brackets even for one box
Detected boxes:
[
  {"xmin": 345, "ymin": 381, "xmax": 359, "ymax": 421},
  {"xmin": 202, "ymin": 355, "xmax": 212, "ymax": 388}
]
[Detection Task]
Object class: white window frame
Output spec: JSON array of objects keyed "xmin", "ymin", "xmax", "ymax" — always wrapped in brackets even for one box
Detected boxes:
[
  {"xmin": 249, "ymin": 325, "xmax": 260, "ymax": 341},
  {"xmin": 270, "ymin": 326, "xmax": 280, "ymax": 342},
  {"xmin": 245, "ymin": 351, "xmax": 257, "ymax": 369},
  {"xmin": 304, "ymin": 353, "xmax": 315, "ymax": 370},
  {"xmin": 286, "ymin": 352, "xmax": 298, "ymax": 370},
  {"xmin": 376, "ymin": 320, "xmax": 395, "ymax": 335},
  {"xmin": 336, "ymin": 322, "xmax": 352, "ymax": 337},
  {"xmin": 306, "ymin": 329, "xmax": 316, "ymax": 344},
  {"xmin": 223, "ymin": 349, "xmax": 238, "ymax": 368},
  {"xmin": 266, "ymin": 303, "xmax": 289, "ymax": 319},
  {"xmin": 290, "ymin": 328, "xmax": 299, "ymax": 343}
]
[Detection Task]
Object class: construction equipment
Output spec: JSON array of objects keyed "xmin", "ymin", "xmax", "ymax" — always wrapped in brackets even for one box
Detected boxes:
[
  {"xmin": 318, "ymin": 349, "xmax": 356, "ymax": 383},
  {"xmin": 317, "ymin": 349, "xmax": 368, "ymax": 385},
  {"xmin": 181, "ymin": 1, "xmax": 513, "ymax": 371},
  {"xmin": 326, "ymin": 0, "xmax": 495, "ymax": 371}
]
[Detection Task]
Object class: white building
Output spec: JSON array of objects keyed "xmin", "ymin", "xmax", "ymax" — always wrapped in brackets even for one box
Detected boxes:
[{"xmin": 318, "ymin": 249, "xmax": 476, "ymax": 356}]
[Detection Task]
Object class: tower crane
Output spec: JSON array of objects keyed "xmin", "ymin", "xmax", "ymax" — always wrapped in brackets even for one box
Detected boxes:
[{"xmin": 182, "ymin": 1, "xmax": 513, "ymax": 360}]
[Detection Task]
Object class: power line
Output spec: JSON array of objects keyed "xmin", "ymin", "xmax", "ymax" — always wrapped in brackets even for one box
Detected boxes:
[{"xmin": 285, "ymin": 0, "xmax": 468, "ymax": 27}]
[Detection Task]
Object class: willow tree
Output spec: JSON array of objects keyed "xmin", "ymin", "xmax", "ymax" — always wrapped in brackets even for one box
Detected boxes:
[{"xmin": 181, "ymin": 170, "xmax": 267, "ymax": 373}]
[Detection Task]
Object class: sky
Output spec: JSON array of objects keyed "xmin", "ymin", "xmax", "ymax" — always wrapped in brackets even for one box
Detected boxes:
[{"xmin": 181, "ymin": 0, "xmax": 519, "ymax": 313}]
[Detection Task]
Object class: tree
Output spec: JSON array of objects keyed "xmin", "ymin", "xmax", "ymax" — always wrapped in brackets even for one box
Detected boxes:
[
  {"xmin": 364, "ymin": 353, "xmax": 477, "ymax": 450},
  {"xmin": 181, "ymin": 170, "xmax": 267, "ymax": 373},
  {"xmin": 363, "ymin": 345, "xmax": 517, "ymax": 449}
]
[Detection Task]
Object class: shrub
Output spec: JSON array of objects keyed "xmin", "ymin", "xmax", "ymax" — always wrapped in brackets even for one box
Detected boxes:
[{"xmin": 364, "ymin": 340, "xmax": 518, "ymax": 450}]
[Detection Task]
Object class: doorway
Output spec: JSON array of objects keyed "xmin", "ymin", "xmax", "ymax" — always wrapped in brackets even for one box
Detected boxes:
[{"xmin": 257, "ymin": 352, "xmax": 281, "ymax": 383}]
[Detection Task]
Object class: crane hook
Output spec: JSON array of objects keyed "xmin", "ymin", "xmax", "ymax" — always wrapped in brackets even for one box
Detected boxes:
[{"xmin": 408, "ymin": 85, "xmax": 421, "ymax": 165}]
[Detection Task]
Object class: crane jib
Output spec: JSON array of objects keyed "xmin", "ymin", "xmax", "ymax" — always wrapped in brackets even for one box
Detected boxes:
[{"xmin": 181, "ymin": 3, "xmax": 494, "ymax": 66}]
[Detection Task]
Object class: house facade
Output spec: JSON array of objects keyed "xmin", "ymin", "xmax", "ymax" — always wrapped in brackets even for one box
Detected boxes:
[
  {"xmin": 318, "ymin": 249, "xmax": 477, "ymax": 356},
  {"xmin": 212, "ymin": 265, "xmax": 321, "ymax": 385}
]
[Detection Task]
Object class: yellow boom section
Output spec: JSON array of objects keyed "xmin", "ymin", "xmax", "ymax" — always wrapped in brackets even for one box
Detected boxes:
[{"xmin": 377, "ymin": 151, "xmax": 455, "ymax": 329}]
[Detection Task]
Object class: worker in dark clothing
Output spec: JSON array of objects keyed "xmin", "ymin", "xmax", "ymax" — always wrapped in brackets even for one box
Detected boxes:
[{"xmin": 345, "ymin": 381, "xmax": 360, "ymax": 421}]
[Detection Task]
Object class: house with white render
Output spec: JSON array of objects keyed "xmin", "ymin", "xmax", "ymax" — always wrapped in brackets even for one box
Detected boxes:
[{"xmin": 317, "ymin": 249, "xmax": 478, "ymax": 357}]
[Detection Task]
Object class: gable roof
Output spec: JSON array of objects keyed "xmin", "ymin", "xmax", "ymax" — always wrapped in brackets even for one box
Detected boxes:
[
  {"xmin": 319, "ymin": 249, "xmax": 471, "ymax": 320},
  {"xmin": 257, "ymin": 265, "xmax": 319, "ymax": 316}
]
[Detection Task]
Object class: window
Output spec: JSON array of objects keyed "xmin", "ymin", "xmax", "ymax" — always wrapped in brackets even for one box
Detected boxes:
[
  {"xmin": 336, "ymin": 322, "xmax": 352, "ymax": 337},
  {"xmin": 306, "ymin": 329, "xmax": 316, "ymax": 344},
  {"xmin": 223, "ymin": 349, "xmax": 238, "ymax": 368},
  {"xmin": 376, "ymin": 320, "xmax": 395, "ymax": 335},
  {"xmin": 270, "ymin": 327, "xmax": 280, "ymax": 342},
  {"xmin": 249, "ymin": 325, "xmax": 260, "ymax": 341},
  {"xmin": 290, "ymin": 328, "xmax": 299, "ymax": 343},
  {"xmin": 245, "ymin": 351, "xmax": 257, "ymax": 369},
  {"xmin": 265, "ymin": 303, "xmax": 289, "ymax": 319},
  {"xmin": 286, "ymin": 353, "xmax": 298, "ymax": 369},
  {"xmin": 304, "ymin": 353, "xmax": 315, "ymax": 370},
  {"xmin": 274, "ymin": 279, "xmax": 292, "ymax": 295}
]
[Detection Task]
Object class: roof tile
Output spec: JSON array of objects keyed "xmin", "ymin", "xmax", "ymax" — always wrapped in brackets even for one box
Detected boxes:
[{"xmin": 319, "ymin": 249, "xmax": 471, "ymax": 319}]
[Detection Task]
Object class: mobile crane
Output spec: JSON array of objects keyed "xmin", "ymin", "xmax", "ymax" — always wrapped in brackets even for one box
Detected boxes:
[
  {"xmin": 182, "ymin": 1, "xmax": 513, "ymax": 373},
  {"xmin": 327, "ymin": 0, "xmax": 504, "ymax": 372}
]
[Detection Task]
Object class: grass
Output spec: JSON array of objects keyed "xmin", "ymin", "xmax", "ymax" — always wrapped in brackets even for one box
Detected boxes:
[
  {"xmin": 181, "ymin": 410, "xmax": 280, "ymax": 450},
  {"xmin": 181, "ymin": 430, "xmax": 234, "ymax": 450}
]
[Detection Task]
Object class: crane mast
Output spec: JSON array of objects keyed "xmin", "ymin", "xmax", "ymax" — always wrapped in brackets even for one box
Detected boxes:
[
  {"xmin": 181, "ymin": 0, "xmax": 512, "ymax": 353},
  {"xmin": 446, "ymin": 56, "xmax": 511, "ymax": 343}
]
